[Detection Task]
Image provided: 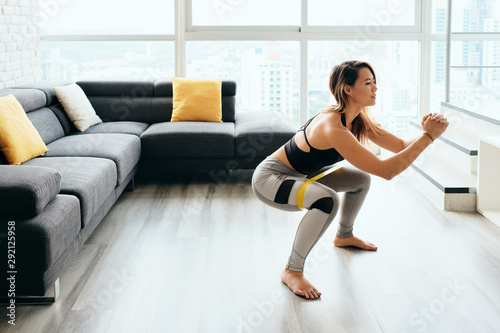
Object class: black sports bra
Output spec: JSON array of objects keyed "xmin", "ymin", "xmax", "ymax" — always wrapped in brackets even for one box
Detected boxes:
[{"xmin": 284, "ymin": 113, "xmax": 345, "ymax": 175}]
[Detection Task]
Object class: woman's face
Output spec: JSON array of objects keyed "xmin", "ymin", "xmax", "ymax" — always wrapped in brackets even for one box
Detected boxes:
[{"xmin": 345, "ymin": 67, "xmax": 377, "ymax": 107}]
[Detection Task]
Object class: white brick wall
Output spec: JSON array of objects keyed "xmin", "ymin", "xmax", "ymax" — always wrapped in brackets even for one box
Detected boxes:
[{"xmin": 0, "ymin": 0, "xmax": 41, "ymax": 89}]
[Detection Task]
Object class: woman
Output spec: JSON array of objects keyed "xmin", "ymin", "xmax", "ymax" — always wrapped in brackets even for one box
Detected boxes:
[{"xmin": 252, "ymin": 60, "xmax": 448, "ymax": 299}]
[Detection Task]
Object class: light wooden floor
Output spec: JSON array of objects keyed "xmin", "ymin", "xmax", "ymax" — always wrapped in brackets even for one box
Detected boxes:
[{"xmin": 2, "ymin": 170, "xmax": 500, "ymax": 333}]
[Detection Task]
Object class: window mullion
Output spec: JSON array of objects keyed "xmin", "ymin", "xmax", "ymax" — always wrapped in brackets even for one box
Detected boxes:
[
  {"xmin": 300, "ymin": 39, "xmax": 308, "ymax": 126},
  {"xmin": 419, "ymin": 0, "xmax": 432, "ymax": 119},
  {"xmin": 300, "ymin": 0, "xmax": 308, "ymax": 124},
  {"xmin": 175, "ymin": 0, "xmax": 186, "ymax": 77},
  {"xmin": 445, "ymin": 0, "xmax": 453, "ymax": 103}
]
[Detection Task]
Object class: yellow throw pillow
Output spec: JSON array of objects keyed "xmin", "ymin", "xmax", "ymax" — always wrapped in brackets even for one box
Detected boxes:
[
  {"xmin": 171, "ymin": 77, "xmax": 223, "ymax": 122},
  {"xmin": 0, "ymin": 94, "xmax": 49, "ymax": 165}
]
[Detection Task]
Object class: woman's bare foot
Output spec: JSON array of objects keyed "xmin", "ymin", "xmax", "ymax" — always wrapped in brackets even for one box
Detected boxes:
[
  {"xmin": 281, "ymin": 268, "xmax": 321, "ymax": 299},
  {"xmin": 334, "ymin": 235, "xmax": 378, "ymax": 251}
]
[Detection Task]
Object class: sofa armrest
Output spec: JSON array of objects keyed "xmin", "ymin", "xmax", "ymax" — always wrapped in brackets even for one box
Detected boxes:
[{"xmin": 0, "ymin": 165, "xmax": 61, "ymax": 219}]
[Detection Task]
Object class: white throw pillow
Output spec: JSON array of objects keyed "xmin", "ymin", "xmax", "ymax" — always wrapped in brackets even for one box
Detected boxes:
[{"xmin": 54, "ymin": 83, "xmax": 102, "ymax": 132}]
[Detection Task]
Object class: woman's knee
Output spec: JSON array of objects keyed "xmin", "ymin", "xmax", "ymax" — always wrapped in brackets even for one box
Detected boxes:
[
  {"xmin": 310, "ymin": 197, "xmax": 334, "ymax": 214},
  {"xmin": 346, "ymin": 167, "xmax": 371, "ymax": 192},
  {"xmin": 359, "ymin": 170, "xmax": 371, "ymax": 190},
  {"xmin": 307, "ymin": 186, "xmax": 340, "ymax": 214}
]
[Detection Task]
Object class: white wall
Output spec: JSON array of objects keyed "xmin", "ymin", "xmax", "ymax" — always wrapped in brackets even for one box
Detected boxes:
[{"xmin": 0, "ymin": 0, "xmax": 41, "ymax": 89}]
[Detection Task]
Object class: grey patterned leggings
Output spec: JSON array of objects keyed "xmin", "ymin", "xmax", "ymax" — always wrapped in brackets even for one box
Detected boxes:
[{"xmin": 252, "ymin": 156, "xmax": 371, "ymax": 272}]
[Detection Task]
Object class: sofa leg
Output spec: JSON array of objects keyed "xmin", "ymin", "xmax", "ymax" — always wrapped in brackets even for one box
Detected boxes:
[
  {"xmin": 126, "ymin": 177, "xmax": 135, "ymax": 192},
  {"xmin": 0, "ymin": 278, "xmax": 59, "ymax": 305}
]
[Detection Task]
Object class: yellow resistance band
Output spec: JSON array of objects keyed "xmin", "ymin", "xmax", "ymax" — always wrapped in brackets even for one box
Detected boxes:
[{"xmin": 296, "ymin": 165, "xmax": 343, "ymax": 210}]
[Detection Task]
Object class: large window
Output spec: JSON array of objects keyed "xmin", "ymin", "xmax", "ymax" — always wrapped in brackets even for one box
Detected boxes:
[{"xmin": 40, "ymin": 0, "xmax": 425, "ymax": 133}]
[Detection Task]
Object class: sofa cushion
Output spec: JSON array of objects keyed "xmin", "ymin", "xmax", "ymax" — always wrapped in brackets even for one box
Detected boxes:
[
  {"xmin": 2, "ymin": 194, "xmax": 81, "ymax": 271},
  {"xmin": 235, "ymin": 111, "xmax": 296, "ymax": 160},
  {"xmin": 0, "ymin": 88, "xmax": 46, "ymax": 112},
  {"xmin": 76, "ymin": 121, "xmax": 150, "ymax": 137},
  {"xmin": 43, "ymin": 133, "xmax": 141, "ymax": 185},
  {"xmin": 27, "ymin": 107, "xmax": 65, "ymax": 145},
  {"xmin": 153, "ymin": 80, "xmax": 173, "ymax": 96},
  {"xmin": 221, "ymin": 95, "xmax": 236, "ymax": 123},
  {"xmin": 73, "ymin": 80, "xmax": 236, "ymax": 123},
  {"xmin": 154, "ymin": 80, "xmax": 236, "ymax": 97},
  {"xmin": 54, "ymin": 83, "xmax": 102, "ymax": 131},
  {"xmin": 0, "ymin": 165, "xmax": 61, "ymax": 218},
  {"xmin": 24, "ymin": 157, "xmax": 117, "ymax": 228},
  {"xmin": 86, "ymin": 96, "xmax": 156, "ymax": 123},
  {"xmin": 11, "ymin": 81, "xmax": 72, "ymax": 105},
  {"xmin": 141, "ymin": 122, "xmax": 235, "ymax": 159},
  {"xmin": 48, "ymin": 103, "xmax": 76, "ymax": 135},
  {"xmin": 0, "ymin": 94, "xmax": 49, "ymax": 165},
  {"xmin": 77, "ymin": 80, "xmax": 155, "ymax": 97}
]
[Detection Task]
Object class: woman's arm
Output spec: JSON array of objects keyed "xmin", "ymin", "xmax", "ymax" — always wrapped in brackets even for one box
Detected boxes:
[
  {"xmin": 331, "ymin": 116, "xmax": 448, "ymax": 180},
  {"xmin": 367, "ymin": 113, "xmax": 443, "ymax": 153},
  {"xmin": 367, "ymin": 127, "xmax": 415, "ymax": 153}
]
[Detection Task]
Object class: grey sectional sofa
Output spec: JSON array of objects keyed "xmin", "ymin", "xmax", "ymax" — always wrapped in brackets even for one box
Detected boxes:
[{"xmin": 0, "ymin": 80, "xmax": 296, "ymax": 300}]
